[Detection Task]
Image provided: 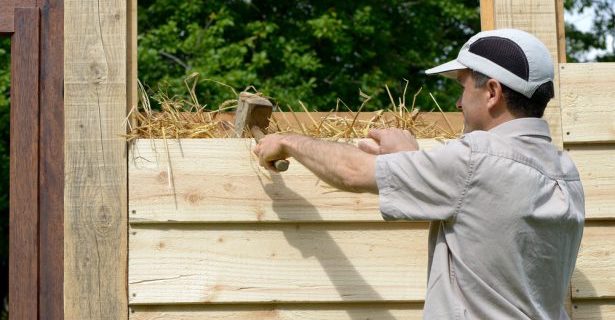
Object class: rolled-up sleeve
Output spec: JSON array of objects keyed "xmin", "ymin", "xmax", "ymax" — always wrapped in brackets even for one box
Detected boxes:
[{"xmin": 376, "ymin": 138, "xmax": 472, "ymax": 221}]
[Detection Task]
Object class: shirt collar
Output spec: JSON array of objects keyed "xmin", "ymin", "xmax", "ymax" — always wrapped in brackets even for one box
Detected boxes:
[{"xmin": 488, "ymin": 118, "xmax": 552, "ymax": 142}]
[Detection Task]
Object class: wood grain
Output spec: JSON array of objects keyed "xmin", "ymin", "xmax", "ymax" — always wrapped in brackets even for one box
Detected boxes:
[
  {"xmin": 9, "ymin": 8, "xmax": 39, "ymax": 320},
  {"xmin": 64, "ymin": 0, "xmax": 127, "ymax": 318},
  {"xmin": 494, "ymin": 0, "xmax": 563, "ymax": 148},
  {"xmin": 0, "ymin": 0, "xmax": 14, "ymax": 33},
  {"xmin": 572, "ymin": 222, "xmax": 615, "ymax": 299},
  {"xmin": 130, "ymin": 303, "xmax": 424, "ymax": 320},
  {"xmin": 567, "ymin": 145, "xmax": 615, "ymax": 219},
  {"xmin": 38, "ymin": 0, "xmax": 64, "ymax": 319},
  {"xmin": 571, "ymin": 300, "xmax": 615, "ymax": 320},
  {"xmin": 129, "ymin": 223, "xmax": 429, "ymax": 304},
  {"xmin": 129, "ymin": 139, "xmax": 445, "ymax": 223},
  {"xmin": 480, "ymin": 0, "xmax": 495, "ymax": 31},
  {"xmin": 560, "ymin": 63, "xmax": 615, "ymax": 143}
]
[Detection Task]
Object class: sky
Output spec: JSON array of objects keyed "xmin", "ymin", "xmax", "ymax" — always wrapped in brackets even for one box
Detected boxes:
[{"xmin": 566, "ymin": 5, "xmax": 615, "ymax": 61}]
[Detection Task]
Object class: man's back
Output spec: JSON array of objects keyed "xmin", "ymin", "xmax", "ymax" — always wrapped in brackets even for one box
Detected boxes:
[{"xmin": 376, "ymin": 118, "xmax": 585, "ymax": 319}]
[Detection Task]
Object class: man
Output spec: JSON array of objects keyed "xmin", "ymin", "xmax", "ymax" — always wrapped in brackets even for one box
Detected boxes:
[{"xmin": 253, "ymin": 29, "xmax": 584, "ymax": 319}]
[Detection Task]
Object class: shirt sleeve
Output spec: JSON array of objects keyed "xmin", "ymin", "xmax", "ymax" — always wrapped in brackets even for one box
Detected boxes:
[{"xmin": 375, "ymin": 138, "xmax": 472, "ymax": 221}]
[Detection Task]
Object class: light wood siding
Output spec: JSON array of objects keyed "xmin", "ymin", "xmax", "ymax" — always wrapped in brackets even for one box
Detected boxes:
[
  {"xmin": 64, "ymin": 0, "xmax": 128, "ymax": 318},
  {"xmin": 561, "ymin": 63, "xmax": 615, "ymax": 144},
  {"xmin": 129, "ymin": 139, "xmax": 444, "ymax": 223}
]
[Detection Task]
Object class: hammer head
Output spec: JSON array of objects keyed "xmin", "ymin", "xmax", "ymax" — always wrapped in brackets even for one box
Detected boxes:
[{"xmin": 234, "ymin": 92, "xmax": 274, "ymax": 138}]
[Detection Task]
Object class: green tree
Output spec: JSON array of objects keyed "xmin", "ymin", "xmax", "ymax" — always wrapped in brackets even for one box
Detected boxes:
[
  {"xmin": 565, "ymin": 0, "xmax": 615, "ymax": 62},
  {"xmin": 138, "ymin": 0, "xmax": 481, "ymax": 112}
]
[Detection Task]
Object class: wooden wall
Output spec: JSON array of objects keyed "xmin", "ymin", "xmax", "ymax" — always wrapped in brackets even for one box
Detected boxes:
[
  {"xmin": 128, "ymin": 138, "xmax": 442, "ymax": 319},
  {"xmin": 561, "ymin": 62, "xmax": 615, "ymax": 319}
]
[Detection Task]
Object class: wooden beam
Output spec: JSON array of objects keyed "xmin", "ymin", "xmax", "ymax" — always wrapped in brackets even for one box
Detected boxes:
[
  {"xmin": 130, "ymin": 303, "xmax": 424, "ymax": 320},
  {"xmin": 556, "ymin": 0, "xmax": 567, "ymax": 63},
  {"xmin": 560, "ymin": 63, "xmax": 615, "ymax": 143},
  {"xmin": 129, "ymin": 223, "xmax": 429, "ymax": 304},
  {"xmin": 129, "ymin": 139, "xmax": 445, "ymax": 223},
  {"xmin": 9, "ymin": 7, "xmax": 39, "ymax": 320},
  {"xmin": 0, "ymin": 0, "xmax": 14, "ymax": 34},
  {"xmin": 64, "ymin": 0, "xmax": 128, "ymax": 318},
  {"xmin": 480, "ymin": 0, "xmax": 495, "ymax": 31},
  {"xmin": 492, "ymin": 0, "xmax": 564, "ymax": 148},
  {"xmin": 127, "ymin": 0, "xmax": 137, "ymax": 128},
  {"xmin": 38, "ymin": 0, "xmax": 64, "ymax": 319}
]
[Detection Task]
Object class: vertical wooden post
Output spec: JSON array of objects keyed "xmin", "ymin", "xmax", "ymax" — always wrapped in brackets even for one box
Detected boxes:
[
  {"xmin": 480, "ymin": 0, "xmax": 564, "ymax": 148},
  {"xmin": 64, "ymin": 0, "xmax": 128, "ymax": 318},
  {"xmin": 38, "ymin": 0, "xmax": 64, "ymax": 319},
  {"xmin": 9, "ymin": 7, "xmax": 40, "ymax": 320}
]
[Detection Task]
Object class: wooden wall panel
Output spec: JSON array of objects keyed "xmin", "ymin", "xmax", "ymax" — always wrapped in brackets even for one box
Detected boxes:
[
  {"xmin": 561, "ymin": 63, "xmax": 615, "ymax": 143},
  {"xmin": 64, "ymin": 0, "xmax": 127, "ymax": 318},
  {"xmin": 129, "ymin": 223, "xmax": 429, "ymax": 304},
  {"xmin": 571, "ymin": 300, "xmax": 615, "ymax": 320},
  {"xmin": 567, "ymin": 145, "xmax": 615, "ymax": 219},
  {"xmin": 9, "ymin": 8, "xmax": 39, "ymax": 320},
  {"xmin": 493, "ymin": 0, "xmax": 564, "ymax": 148},
  {"xmin": 129, "ymin": 139, "xmax": 445, "ymax": 223},
  {"xmin": 572, "ymin": 222, "xmax": 615, "ymax": 299},
  {"xmin": 130, "ymin": 303, "xmax": 424, "ymax": 320},
  {"xmin": 0, "ymin": 0, "xmax": 14, "ymax": 33}
]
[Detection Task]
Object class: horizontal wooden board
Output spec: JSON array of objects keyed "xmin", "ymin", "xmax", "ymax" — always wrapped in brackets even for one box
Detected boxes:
[
  {"xmin": 567, "ymin": 145, "xmax": 615, "ymax": 219},
  {"xmin": 572, "ymin": 222, "xmax": 615, "ymax": 299},
  {"xmin": 130, "ymin": 303, "xmax": 423, "ymax": 320},
  {"xmin": 129, "ymin": 139, "xmax": 446, "ymax": 223},
  {"xmin": 561, "ymin": 63, "xmax": 615, "ymax": 143},
  {"xmin": 571, "ymin": 300, "xmax": 615, "ymax": 320},
  {"xmin": 129, "ymin": 223, "xmax": 429, "ymax": 304}
]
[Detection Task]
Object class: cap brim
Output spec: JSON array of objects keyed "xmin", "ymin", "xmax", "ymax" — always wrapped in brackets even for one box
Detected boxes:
[{"xmin": 425, "ymin": 60, "xmax": 467, "ymax": 79}]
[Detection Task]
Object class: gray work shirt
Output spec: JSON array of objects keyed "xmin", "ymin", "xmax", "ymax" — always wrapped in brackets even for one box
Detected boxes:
[{"xmin": 376, "ymin": 118, "xmax": 584, "ymax": 319}]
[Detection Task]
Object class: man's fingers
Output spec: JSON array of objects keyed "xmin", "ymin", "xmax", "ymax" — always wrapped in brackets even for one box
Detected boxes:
[
  {"xmin": 367, "ymin": 129, "xmax": 383, "ymax": 142},
  {"xmin": 358, "ymin": 138, "xmax": 380, "ymax": 155}
]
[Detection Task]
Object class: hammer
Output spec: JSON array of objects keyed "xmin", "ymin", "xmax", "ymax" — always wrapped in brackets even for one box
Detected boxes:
[{"xmin": 234, "ymin": 92, "xmax": 290, "ymax": 172}]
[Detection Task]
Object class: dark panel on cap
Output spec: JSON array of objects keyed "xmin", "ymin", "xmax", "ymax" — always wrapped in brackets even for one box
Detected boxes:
[{"xmin": 469, "ymin": 36, "xmax": 530, "ymax": 80}]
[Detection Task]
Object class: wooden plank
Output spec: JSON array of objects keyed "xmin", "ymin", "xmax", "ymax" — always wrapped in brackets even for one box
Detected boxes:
[
  {"xmin": 561, "ymin": 63, "xmax": 615, "ymax": 143},
  {"xmin": 494, "ymin": 0, "xmax": 564, "ymax": 148},
  {"xmin": 127, "ymin": 0, "xmax": 137, "ymax": 128},
  {"xmin": 556, "ymin": 0, "xmax": 566, "ymax": 63},
  {"xmin": 572, "ymin": 222, "xmax": 615, "ymax": 299},
  {"xmin": 480, "ymin": 0, "xmax": 495, "ymax": 31},
  {"xmin": 9, "ymin": 7, "xmax": 39, "ymax": 320},
  {"xmin": 130, "ymin": 303, "xmax": 424, "ymax": 320},
  {"xmin": 0, "ymin": 0, "xmax": 14, "ymax": 34},
  {"xmin": 567, "ymin": 145, "xmax": 615, "ymax": 219},
  {"xmin": 129, "ymin": 139, "xmax": 446, "ymax": 223},
  {"xmin": 64, "ymin": 0, "xmax": 127, "ymax": 318},
  {"xmin": 129, "ymin": 223, "xmax": 429, "ymax": 304},
  {"xmin": 38, "ymin": 0, "xmax": 64, "ymax": 319},
  {"xmin": 572, "ymin": 300, "xmax": 615, "ymax": 320}
]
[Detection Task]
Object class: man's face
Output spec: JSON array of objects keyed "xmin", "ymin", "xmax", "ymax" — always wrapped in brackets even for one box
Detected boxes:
[{"xmin": 456, "ymin": 70, "xmax": 489, "ymax": 133}]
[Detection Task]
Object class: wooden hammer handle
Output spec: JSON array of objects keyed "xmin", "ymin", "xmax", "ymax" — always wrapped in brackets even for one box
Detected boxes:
[{"xmin": 250, "ymin": 126, "xmax": 290, "ymax": 172}]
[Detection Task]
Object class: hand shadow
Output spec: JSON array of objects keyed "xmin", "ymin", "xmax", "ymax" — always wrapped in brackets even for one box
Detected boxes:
[{"xmin": 259, "ymin": 173, "xmax": 399, "ymax": 320}]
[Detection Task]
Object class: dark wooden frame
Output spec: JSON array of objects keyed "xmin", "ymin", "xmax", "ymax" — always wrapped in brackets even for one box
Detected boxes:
[{"xmin": 2, "ymin": 1, "xmax": 64, "ymax": 319}]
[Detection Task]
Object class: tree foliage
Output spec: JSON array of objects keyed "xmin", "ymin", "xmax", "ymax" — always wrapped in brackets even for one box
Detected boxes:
[
  {"xmin": 138, "ymin": 0, "xmax": 481, "ymax": 112},
  {"xmin": 565, "ymin": 0, "xmax": 615, "ymax": 62}
]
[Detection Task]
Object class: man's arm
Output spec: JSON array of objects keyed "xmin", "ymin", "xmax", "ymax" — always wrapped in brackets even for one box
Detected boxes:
[{"xmin": 253, "ymin": 134, "xmax": 378, "ymax": 194}]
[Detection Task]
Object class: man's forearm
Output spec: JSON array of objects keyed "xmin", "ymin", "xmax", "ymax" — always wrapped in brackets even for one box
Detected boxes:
[{"xmin": 280, "ymin": 135, "xmax": 378, "ymax": 193}]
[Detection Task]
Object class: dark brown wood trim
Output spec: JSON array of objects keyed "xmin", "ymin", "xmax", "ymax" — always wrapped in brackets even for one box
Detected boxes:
[
  {"xmin": 0, "ymin": 0, "xmax": 15, "ymax": 34},
  {"xmin": 9, "ymin": 7, "xmax": 40, "ymax": 320},
  {"xmin": 38, "ymin": 0, "xmax": 63, "ymax": 319}
]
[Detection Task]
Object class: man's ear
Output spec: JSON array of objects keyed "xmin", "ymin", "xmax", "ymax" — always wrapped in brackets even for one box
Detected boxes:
[{"xmin": 486, "ymin": 79, "xmax": 504, "ymax": 110}]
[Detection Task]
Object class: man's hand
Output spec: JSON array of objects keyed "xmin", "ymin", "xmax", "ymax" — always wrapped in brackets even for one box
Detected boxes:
[
  {"xmin": 252, "ymin": 133, "xmax": 289, "ymax": 172},
  {"xmin": 358, "ymin": 128, "xmax": 419, "ymax": 155}
]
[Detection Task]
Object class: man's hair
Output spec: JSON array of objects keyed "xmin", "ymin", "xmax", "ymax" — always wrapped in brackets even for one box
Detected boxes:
[{"xmin": 472, "ymin": 70, "xmax": 554, "ymax": 118}]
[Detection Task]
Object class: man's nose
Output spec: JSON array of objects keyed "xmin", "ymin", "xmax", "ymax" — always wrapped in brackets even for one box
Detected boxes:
[{"xmin": 456, "ymin": 97, "xmax": 462, "ymax": 110}]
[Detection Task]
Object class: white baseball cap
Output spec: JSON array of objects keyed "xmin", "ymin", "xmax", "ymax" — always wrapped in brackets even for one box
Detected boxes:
[{"xmin": 425, "ymin": 29, "xmax": 554, "ymax": 98}]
